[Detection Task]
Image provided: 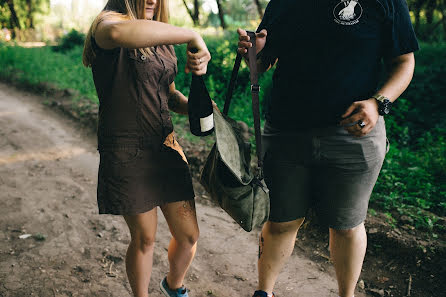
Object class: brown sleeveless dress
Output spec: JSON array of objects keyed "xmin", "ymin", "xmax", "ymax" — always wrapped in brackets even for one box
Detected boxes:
[{"xmin": 91, "ymin": 38, "xmax": 195, "ymax": 215}]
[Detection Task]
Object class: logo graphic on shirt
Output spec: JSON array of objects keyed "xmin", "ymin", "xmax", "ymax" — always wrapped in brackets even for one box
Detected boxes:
[{"xmin": 333, "ymin": 0, "xmax": 362, "ymax": 25}]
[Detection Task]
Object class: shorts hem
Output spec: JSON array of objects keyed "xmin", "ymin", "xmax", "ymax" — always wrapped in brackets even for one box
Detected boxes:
[
  {"xmin": 268, "ymin": 215, "xmax": 306, "ymax": 223},
  {"xmin": 327, "ymin": 217, "xmax": 366, "ymax": 230}
]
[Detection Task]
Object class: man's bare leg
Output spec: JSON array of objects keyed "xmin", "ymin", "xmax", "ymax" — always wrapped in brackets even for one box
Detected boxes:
[
  {"xmin": 257, "ymin": 218, "xmax": 305, "ymax": 295},
  {"xmin": 329, "ymin": 223, "xmax": 367, "ymax": 297}
]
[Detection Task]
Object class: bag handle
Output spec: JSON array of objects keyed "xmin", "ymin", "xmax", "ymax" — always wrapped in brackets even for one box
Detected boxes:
[{"xmin": 223, "ymin": 31, "xmax": 263, "ymax": 173}]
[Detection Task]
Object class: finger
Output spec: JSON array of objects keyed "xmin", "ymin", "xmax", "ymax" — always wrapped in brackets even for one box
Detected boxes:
[
  {"xmin": 237, "ymin": 48, "xmax": 248, "ymax": 55},
  {"xmin": 187, "ymin": 60, "xmax": 200, "ymax": 67},
  {"xmin": 187, "ymin": 64, "xmax": 202, "ymax": 72},
  {"xmin": 187, "ymin": 63, "xmax": 206, "ymax": 72},
  {"xmin": 187, "ymin": 56, "xmax": 205, "ymax": 65},
  {"xmin": 339, "ymin": 113, "xmax": 362, "ymax": 126},
  {"xmin": 188, "ymin": 51, "xmax": 211, "ymax": 61},
  {"xmin": 344, "ymin": 120, "xmax": 366, "ymax": 135},
  {"xmin": 192, "ymin": 66, "xmax": 207, "ymax": 76},
  {"xmin": 238, "ymin": 35, "xmax": 250, "ymax": 42},
  {"xmin": 256, "ymin": 29, "xmax": 267, "ymax": 38},
  {"xmin": 341, "ymin": 102, "xmax": 359, "ymax": 118},
  {"xmin": 187, "ymin": 57, "xmax": 209, "ymax": 69},
  {"xmin": 238, "ymin": 41, "xmax": 252, "ymax": 48},
  {"xmin": 237, "ymin": 28, "xmax": 248, "ymax": 38}
]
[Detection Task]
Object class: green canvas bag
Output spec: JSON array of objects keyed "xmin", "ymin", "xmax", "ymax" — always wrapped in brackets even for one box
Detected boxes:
[{"xmin": 200, "ymin": 32, "xmax": 270, "ymax": 232}]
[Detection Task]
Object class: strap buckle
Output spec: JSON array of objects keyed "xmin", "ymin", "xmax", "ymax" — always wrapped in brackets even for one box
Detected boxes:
[{"xmin": 251, "ymin": 84, "xmax": 260, "ymax": 93}]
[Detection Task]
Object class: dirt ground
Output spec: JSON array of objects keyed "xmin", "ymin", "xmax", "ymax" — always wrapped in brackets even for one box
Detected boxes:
[{"xmin": 0, "ymin": 82, "xmax": 444, "ymax": 297}]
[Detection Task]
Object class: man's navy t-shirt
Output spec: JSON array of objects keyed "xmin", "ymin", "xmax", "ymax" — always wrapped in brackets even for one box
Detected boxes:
[{"xmin": 256, "ymin": 0, "xmax": 419, "ymax": 130}]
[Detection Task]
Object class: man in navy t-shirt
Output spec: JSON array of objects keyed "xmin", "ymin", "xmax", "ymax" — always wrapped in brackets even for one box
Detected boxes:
[{"xmin": 237, "ymin": 0, "xmax": 418, "ymax": 296}]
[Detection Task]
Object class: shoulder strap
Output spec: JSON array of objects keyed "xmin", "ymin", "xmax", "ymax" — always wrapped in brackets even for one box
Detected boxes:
[{"xmin": 223, "ymin": 31, "xmax": 264, "ymax": 172}]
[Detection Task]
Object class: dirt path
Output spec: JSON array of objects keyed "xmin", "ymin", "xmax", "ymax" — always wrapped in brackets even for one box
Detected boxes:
[{"xmin": 0, "ymin": 83, "xmax": 367, "ymax": 297}]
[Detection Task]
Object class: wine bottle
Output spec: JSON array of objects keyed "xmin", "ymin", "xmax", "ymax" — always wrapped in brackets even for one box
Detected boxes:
[{"xmin": 188, "ymin": 71, "xmax": 214, "ymax": 136}]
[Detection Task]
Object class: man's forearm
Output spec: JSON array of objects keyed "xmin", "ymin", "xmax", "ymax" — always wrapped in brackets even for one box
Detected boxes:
[{"xmin": 377, "ymin": 53, "xmax": 415, "ymax": 102}]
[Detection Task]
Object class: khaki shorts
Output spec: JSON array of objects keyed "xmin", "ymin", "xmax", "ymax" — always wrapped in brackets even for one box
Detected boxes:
[{"xmin": 262, "ymin": 117, "xmax": 388, "ymax": 229}]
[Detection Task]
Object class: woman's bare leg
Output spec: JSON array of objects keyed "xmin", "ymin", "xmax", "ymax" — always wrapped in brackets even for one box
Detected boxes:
[
  {"xmin": 160, "ymin": 199, "xmax": 199, "ymax": 290},
  {"xmin": 123, "ymin": 209, "xmax": 158, "ymax": 297}
]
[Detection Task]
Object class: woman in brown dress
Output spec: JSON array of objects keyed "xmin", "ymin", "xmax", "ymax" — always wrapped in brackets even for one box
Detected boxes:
[{"xmin": 82, "ymin": 0, "xmax": 210, "ymax": 296}]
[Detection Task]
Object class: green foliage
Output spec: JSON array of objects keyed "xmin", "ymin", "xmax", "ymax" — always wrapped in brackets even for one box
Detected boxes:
[
  {"xmin": 371, "ymin": 43, "xmax": 446, "ymax": 229},
  {"xmin": 52, "ymin": 29, "xmax": 86, "ymax": 53},
  {"xmin": 0, "ymin": 43, "xmax": 96, "ymax": 102}
]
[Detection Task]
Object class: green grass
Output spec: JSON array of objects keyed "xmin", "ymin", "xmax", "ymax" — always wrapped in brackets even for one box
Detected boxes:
[
  {"xmin": 0, "ymin": 45, "xmax": 97, "ymax": 102},
  {"xmin": 0, "ymin": 38, "xmax": 445, "ymax": 232}
]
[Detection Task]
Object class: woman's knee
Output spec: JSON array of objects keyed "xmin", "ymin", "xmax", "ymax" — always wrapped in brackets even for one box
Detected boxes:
[
  {"xmin": 265, "ymin": 218, "xmax": 305, "ymax": 235},
  {"xmin": 174, "ymin": 227, "xmax": 199, "ymax": 247}
]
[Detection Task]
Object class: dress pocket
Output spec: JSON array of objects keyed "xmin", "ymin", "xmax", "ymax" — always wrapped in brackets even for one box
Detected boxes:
[{"xmin": 100, "ymin": 147, "xmax": 140, "ymax": 166}]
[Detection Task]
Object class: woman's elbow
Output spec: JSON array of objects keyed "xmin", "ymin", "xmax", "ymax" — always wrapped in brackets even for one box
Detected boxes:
[{"xmin": 108, "ymin": 23, "xmax": 122, "ymax": 44}]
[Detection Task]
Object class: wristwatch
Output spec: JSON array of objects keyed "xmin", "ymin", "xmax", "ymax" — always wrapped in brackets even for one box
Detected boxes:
[{"xmin": 372, "ymin": 94, "xmax": 392, "ymax": 115}]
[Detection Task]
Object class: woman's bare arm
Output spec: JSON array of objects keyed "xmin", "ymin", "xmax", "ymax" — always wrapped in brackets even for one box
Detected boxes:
[
  {"xmin": 94, "ymin": 18, "xmax": 211, "ymax": 75},
  {"xmin": 95, "ymin": 19, "xmax": 199, "ymax": 50},
  {"xmin": 168, "ymin": 82, "xmax": 188, "ymax": 115}
]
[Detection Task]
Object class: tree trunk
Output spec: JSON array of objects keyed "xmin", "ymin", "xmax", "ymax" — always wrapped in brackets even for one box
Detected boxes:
[
  {"xmin": 193, "ymin": 0, "xmax": 199, "ymax": 26},
  {"xmin": 216, "ymin": 0, "xmax": 226, "ymax": 29},
  {"xmin": 425, "ymin": 0, "xmax": 435, "ymax": 25},
  {"xmin": 254, "ymin": 0, "xmax": 264, "ymax": 18},
  {"xmin": 6, "ymin": 0, "xmax": 21, "ymax": 30},
  {"xmin": 182, "ymin": 0, "xmax": 200, "ymax": 26},
  {"xmin": 26, "ymin": 0, "xmax": 34, "ymax": 29},
  {"xmin": 442, "ymin": 11, "xmax": 446, "ymax": 39}
]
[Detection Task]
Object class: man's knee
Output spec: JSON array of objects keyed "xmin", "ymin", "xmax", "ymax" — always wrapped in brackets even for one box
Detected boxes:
[
  {"xmin": 330, "ymin": 223, "xmax": 365, "ymax": 239},
  {"xmin": 265, "ymin": 218, "xmax": 305, "ymax": 235}
]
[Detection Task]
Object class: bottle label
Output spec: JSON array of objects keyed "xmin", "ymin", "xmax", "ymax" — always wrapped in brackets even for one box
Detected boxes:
[{"xmin": 200, "ymin": 113, "xmax": 214, "ymax": 132}]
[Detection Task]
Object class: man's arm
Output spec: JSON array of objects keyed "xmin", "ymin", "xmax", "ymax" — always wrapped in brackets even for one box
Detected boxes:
[
  {"xmin": 378, "ymin": 52, "xmax": 415, "ymax": 102},
  {"xmin": 237, "ymin": 28, "xmax": 277, "ymax": 73},
  {"xmin": 340, "ymin": 52, "xmax": 415, "ymax": 137}
]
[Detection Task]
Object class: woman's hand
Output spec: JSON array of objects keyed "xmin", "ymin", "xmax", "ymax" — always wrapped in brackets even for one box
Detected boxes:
[
  {"xmin": 339, "ymin": 98, "xmax": 379, "ymax": 137},
  {"xmin": 185, "ymin": 33, "xmax": 211, "ymax": 76},
  {"xmin": 237, "ymin": 28, "xmax": 267, "ymax": 56}
]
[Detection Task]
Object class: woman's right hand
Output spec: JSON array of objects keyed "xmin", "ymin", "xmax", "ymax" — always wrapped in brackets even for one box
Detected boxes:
[
  {"xmin": 237, "ymin": 28, "xmax": 267, "ymax": 56},
  {"xmin": 186, "ymin": 33, "xmax": 211, "ymax": 76}
]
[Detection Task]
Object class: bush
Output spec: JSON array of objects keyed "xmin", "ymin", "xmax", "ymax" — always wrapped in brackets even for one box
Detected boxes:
[{"xmin": 52, "ymin": 29, "xmax": 86, "ymax": 53}]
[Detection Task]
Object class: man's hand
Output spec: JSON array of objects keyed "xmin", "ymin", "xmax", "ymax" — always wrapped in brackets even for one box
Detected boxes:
[
  {"xmin": 339, "ymin": 98, "xmax": 379, "ymax": 137},
  {"xmin": 237, "ymin": 28, "xmax": 267, "ymax": 56}
]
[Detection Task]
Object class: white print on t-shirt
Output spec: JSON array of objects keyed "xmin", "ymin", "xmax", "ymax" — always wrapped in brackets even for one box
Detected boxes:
[{"xmin": 333, "ymin": 0, "xmax": 363, "ymax": 25}]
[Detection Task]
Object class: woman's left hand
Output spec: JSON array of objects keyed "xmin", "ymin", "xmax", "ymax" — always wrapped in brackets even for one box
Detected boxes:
[{"xmin": 339, "ymin": 98, "xmax": 379, "ymax": 137}]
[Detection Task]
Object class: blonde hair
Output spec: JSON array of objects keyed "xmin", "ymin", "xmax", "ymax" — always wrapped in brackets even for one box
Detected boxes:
[{"xmin": 83, "ymin": 0, "xmax": 170, "ymax": 67}]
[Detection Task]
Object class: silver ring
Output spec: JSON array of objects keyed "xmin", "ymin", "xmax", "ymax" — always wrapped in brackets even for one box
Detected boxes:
[
  {"xmin": 199, "ymin": 58, "xmax": 202, "ymax": 64},
  {"xmin": 358, "ymin": 121, "xmax": 366, "ymax": 129}
]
